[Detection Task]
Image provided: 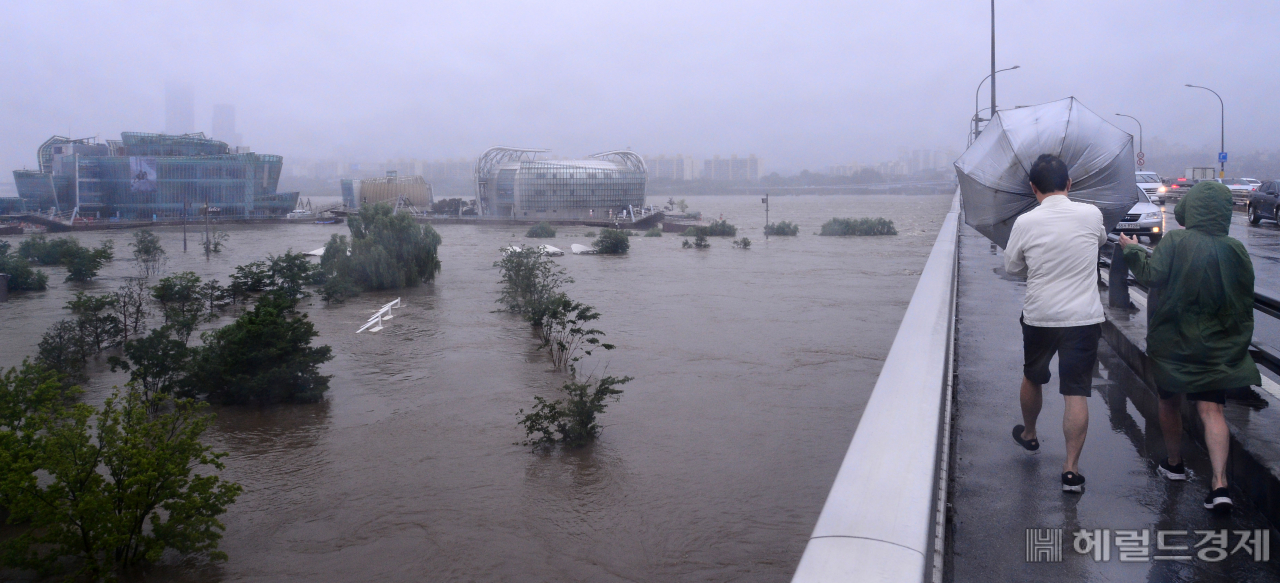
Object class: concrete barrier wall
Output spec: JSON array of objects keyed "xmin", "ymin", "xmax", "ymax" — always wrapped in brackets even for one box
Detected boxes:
[{"xmin": 792, "ymin": 192, "xmax": 960, "ymax": 583}]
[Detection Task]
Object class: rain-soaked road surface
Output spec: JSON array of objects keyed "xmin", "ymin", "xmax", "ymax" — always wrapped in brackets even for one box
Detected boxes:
[
  {"xmin": 948, "ymin": 221, "xmax": 1280, "ymax": 582},
  {"xmin": 0, "ymin": 193, "xmax": 952, "ymax": 582}
]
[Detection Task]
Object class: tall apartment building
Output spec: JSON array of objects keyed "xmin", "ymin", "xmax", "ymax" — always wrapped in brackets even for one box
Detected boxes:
[
  {"xmin": 703, "ymin": 155, "xmax": 760, "ymax": 181},
  {"xmin": 644, "ymin": 154, "xmax": 700, "ymax": 180}
]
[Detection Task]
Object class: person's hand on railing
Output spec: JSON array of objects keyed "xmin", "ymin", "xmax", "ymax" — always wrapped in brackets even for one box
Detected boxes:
[{"xmin": 1117, "ymin": 232, "xmax": 1139, "ymax": 248}]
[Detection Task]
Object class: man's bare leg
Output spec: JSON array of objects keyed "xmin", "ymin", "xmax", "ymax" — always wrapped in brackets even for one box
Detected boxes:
[
  {"xmin": 1063, "ymin": 395, "xmax": 1089, "ymax": 474},
  {"xmin": 1198, "ymin": 401, "xmax": 1230, "ymax": 490},
  {"xmin": 1159, "ymin": 395, "xmax": 1184, "ymax": 465},
  {"xmin": 1020, "ymin": 376, "xmax": 1043, "ymax": 441}
]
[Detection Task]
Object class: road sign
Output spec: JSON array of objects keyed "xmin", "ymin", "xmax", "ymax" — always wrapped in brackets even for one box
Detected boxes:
[
  {"xmin": 1219, "ymin": 152, "xmax": 1228, "ymax": 163},
  {"xmin": 1136, "ymin": 152, "xmax": 1144, "ymax": 167}
]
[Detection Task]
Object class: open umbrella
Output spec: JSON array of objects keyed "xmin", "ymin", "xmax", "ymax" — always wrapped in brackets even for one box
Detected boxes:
[{"xmin": 955, "ymin": 97, "xmax": 1137, "ymax": 248}]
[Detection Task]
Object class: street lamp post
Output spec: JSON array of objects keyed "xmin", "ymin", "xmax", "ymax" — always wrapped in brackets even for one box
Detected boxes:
[
  {"xmin": 972, "ymin": 65, "xmax": 1019, "ymax": 144},
  {"xmin": 1185, "ymin": 84, "xmax": 1225, "ymax": 178},
  {"xmin": 1114, "ymin": 113, "xmax": 1143, "ymax": 168},
  {"xmin": 762, "ymin": 192, "xmax": 769, "ymax": 240}
]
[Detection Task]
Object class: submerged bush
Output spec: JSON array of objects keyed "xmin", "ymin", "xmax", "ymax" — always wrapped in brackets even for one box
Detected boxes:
[
  {"xmin": 16, "ymin": 235, "xmax": 113, "ymax": 281},
  {"xmin": 733, "ymin": 237, "xmax": 751, "ymax": 249},
  {"xmin": 525, "ymin": 222, "xmax": 557, "ymax": 238},
  {"xmin": 819, "ymin": 217, "xmax": 897, "ymax": 236},
  {"xmin": 592, "ymin": 229, "xmax": 630, "ymax": 254},
  {"xmin": 584, "ymin": 231, "xmax": 597, "ymax": 238},
  {"xmin": 680, "ymin": 220, "xmax": 737, "ymax": 238},
  {"xmin": 764, "ymin": 221, "xmax": 799, "ymax": 236},
  {"xmin": 0, "ymin": 241, "xmax": 48, "ymax": 291},
  {"xmin": 518, "ymin": 375, "xmax": 632, "ymax": 449},
  {"xmin": 644, "ymin": 227, "xmax": 662, "ymax": 237}
]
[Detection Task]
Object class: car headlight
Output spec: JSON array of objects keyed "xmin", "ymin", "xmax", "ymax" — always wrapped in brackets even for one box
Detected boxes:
[
  {"xmin": 1157, "ymin": 186, "xmax": 1167, "ymax": 193},
  {"xmin": 1140, "ymin": 212, "xmax": 1162, "ymax": 221}
]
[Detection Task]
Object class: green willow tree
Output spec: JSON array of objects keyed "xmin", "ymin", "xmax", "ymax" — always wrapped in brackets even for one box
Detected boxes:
[{"xmin": 319, "ymin": 203, "xmax": 442, "ymax": 301}]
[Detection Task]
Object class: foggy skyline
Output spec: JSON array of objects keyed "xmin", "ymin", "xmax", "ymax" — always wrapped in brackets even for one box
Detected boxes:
[{"xmin": 3, "ymin": 0, "xmax": 1277, "ymax": 174}]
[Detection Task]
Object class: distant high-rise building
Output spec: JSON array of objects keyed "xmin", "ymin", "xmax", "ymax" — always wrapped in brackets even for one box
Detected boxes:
[
  {"xmin": 211, "ymin": 104, "xmax": 241, "ymax": 147},
  {"xmin": 165, "ymin": 82, "xmax": 195, "ymax": 135},
  {"xmin": 644, "ymin": 154, "xmax": 700, "ymax": 180},
  {"xmin": 703, "ymin": 155, "xmax": 760, "ymax": 181}
]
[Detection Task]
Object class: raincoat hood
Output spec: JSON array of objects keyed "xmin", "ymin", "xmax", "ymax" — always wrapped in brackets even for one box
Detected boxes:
[{"xmin": 1174, "ymin": 181, "xmax": 1233, "ymax": 235}]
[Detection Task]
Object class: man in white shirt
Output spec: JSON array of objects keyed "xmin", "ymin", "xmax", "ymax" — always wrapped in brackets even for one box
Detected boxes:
[{"xmin": 1004, "ymin": 154, "xmax": 1107, "ymax": 493}]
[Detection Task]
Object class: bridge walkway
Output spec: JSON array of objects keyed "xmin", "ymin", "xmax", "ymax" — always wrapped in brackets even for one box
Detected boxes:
[{"xmin": 946, "ymin": 223, "xmax": 1280, "ymax": 582}]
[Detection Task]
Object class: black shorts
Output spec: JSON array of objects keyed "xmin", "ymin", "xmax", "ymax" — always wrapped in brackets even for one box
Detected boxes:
[
  {"xmin": 1021, "ymin": 315, "xmax": 1102, "ymax": 397},
  {"xmin": 1156, "ymin": 388, "xmax": 1227, "ymax": 405}
]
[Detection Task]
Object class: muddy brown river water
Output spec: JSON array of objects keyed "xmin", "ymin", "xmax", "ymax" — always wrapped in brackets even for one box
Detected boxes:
[{"xmin": 0, "ymin": 193, "xmax": 951, "ymax": 582}]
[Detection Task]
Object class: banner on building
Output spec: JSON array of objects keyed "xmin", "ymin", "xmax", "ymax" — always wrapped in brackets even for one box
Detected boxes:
[{"xmin": 129, "ymin": 157, "xmax": 158, "ymax": 193}]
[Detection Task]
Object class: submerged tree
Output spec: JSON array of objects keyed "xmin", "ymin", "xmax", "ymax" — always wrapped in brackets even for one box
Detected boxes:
[
  {"xmin": 185, "ymin": 292, "xmax": 333, "ymax": 405},
  {"xmin": 592, "ymin": 228, "xmax": 630, "ymax": 254},
  {"xmin": 819, "ymin": 217, "xmax": 897, "ymax": 236},
  {"xmin": 525, "ymin": 222, "xmax": 557, "ymax": 238},
  {"xmin": 15, "ymin": 236, "xmax": 113, "ymax": 282},
  {"xmin": 537, "ymin": 296, "xmax": 614, "ymax": 371},
  {"xmin": 320, "ymin": 203, "xmax": 442, "ymax": 292},
  {"xmin": 518, "ymin": 375, "xmax": 632, "ymax": 449},
  {"xmin": 131, "ymin": 230, "xmax": 167, "ymax": 278},
  {"xmin": 0, "ymin": 387, "xmax": 241, "ymax": 580},
  {"xmin": 0, "ymin": 241, "xmax": 48, "ymax": 292},
  {"xmin": 112, "ymin": 278, "xmax": 151, "ymax": 343},
  {"xmin": 764, "ymin": 221, "xmax": 800, "ymax": 236},
  {"xmin": 494, "ymin": 246, "xmax": 572, "ymax": 322},
  {"xmin": 202, "ymin": 230, "xmax": 229, "ymax": 254},
  {"xmin": 108, "ymin": 326, "xmax": 192, "ymax": 405}
]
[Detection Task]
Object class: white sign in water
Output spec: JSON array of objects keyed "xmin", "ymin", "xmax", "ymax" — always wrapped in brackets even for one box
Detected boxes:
[{"xmin": 356, "ymin": 298, "xmax": 401, "ymax": 333}]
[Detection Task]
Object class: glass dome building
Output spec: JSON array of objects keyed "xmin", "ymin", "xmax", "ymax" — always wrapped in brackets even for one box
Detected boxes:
[{"xmin": 474, "ymin": 147, "xmax": 646, "ymax": 219}]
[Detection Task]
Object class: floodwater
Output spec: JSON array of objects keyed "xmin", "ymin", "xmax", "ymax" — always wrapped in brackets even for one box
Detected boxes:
[{"xmin": 0, "ymin": 193, "xmax": 952, "ymax": 582}]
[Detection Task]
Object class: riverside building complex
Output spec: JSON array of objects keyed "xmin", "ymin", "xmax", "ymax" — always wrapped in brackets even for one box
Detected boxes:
[
  {"xmin": 474, "ymin": 147, "xmax": 646, "ymax": 219},
  {"xmin": 11, "ymin": 132, "xmax": 296, "ymax": 219}
]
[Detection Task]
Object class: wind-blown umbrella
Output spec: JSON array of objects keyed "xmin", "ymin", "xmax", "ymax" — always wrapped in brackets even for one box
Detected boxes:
[{"xmin": 955, "ymin": 97, "xmax": 1137, "ymax": 248}]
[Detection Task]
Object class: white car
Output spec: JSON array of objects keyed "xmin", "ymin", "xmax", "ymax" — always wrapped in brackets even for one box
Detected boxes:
[
  {"xmin": 1112, "ymin": 185, "xmax": 1165, "ymax": 244},
  {"xmin": 1243, "ymin": 178, "xmax": 1262, "ymax": 189},
  {"xmin": 1135, "ymin": 171, "xmax": 1165, "ymax": 204}
]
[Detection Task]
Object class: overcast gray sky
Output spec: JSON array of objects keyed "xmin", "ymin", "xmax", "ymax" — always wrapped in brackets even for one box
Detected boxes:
[{"xmin": 2, "ymin": 0, "xmax": 1276, "ymax": 174}]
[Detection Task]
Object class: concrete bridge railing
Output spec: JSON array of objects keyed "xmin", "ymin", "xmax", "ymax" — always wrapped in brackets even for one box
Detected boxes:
[{"xmin": 792, "ymin": 191, "xmax": 960, "ymax": 583}]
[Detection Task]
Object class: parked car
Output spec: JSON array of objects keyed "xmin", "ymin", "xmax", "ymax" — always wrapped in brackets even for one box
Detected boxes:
[
  {"xmin": 1135, "ymin": 171, "xmax": 1165, "ymax": 204},
  {"xmin": 1112, "ymin": 184, "xmax": 1165, "ymax": 244},
  {"xmin": 1164, "ymin": 176, "xmax": 1198, "ymax": 202},
  {"xmin": 1248, "ymin": 180, "xmax": 1280, "ymax": 225},
  {"xmin": 1243, "ymin": 178, "xmax": 1263, "ymax": 189},
  {"xmin": 1219, "ymin": 178, "xmax": 1255, "ymax": 206}
]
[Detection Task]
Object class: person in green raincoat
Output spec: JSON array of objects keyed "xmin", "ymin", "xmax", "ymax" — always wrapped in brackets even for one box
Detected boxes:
[{"xmin": 1118, "ymin": 180, "xmax": 1259, "ymax": 512}]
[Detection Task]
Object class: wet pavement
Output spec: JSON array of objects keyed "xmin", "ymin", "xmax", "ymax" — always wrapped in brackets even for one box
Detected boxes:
[{"xmin": 946, "ymin": 223, "xmax": 1280, "ymax": 582}]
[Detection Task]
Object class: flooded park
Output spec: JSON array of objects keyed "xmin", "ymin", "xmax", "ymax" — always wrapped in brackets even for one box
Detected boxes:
[{"xmin": 1, "ymin": 193, "xmax": 952, "ymax": 581}]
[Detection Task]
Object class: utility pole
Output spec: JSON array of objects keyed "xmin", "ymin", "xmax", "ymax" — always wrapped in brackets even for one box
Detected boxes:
[
  {"xmin": 1114, "ymin": 113, "xmax": 1144, "ymax": 168},
  {"xmin": 204, "ymin": 191, "xmax": 211, "ymax": 256},
  {"xmin": 762, "ymin": 192, "xmax": 769, "ymax": 240},
  {"xmin": 1186, "ymin": 84, "xmax": 1226, "ymax": 179},
  {"xmin": 990, "ymin": 0, "xmax": 997, "ymax": 123}
]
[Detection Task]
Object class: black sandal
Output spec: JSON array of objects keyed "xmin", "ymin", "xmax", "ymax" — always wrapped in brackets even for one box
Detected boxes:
[{"xmin": 1012, "ymin": 425, "xmax": 1039, "ymax": 451}]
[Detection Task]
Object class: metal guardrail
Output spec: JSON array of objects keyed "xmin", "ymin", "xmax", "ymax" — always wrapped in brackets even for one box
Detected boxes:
[
  {"xmin": 1101, "ymin": 236, "xmax": 1280, "ymax": 377},
  {"xmin": 791, "ymin": 192, "xmax": 960, "ymax": 583}
]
